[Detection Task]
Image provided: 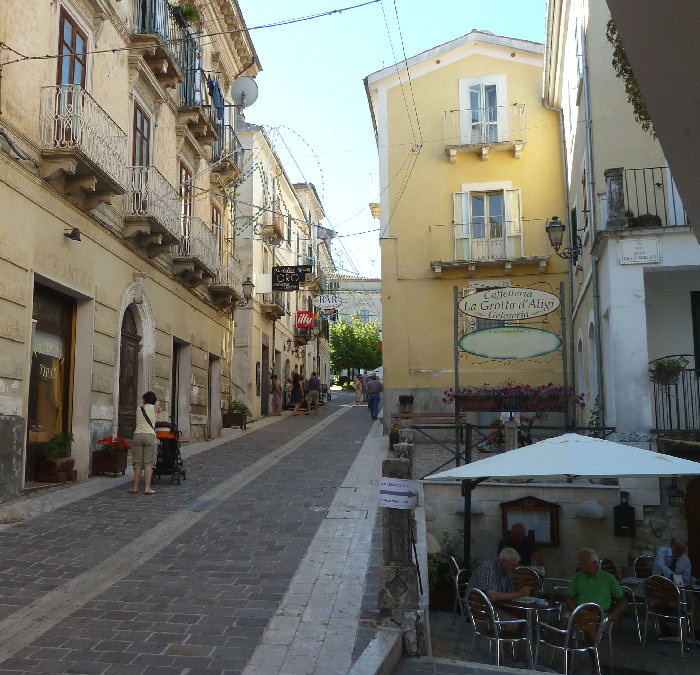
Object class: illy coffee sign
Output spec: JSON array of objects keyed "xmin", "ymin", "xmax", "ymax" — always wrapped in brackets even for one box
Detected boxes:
[{"xmin": 296, "ymin": 311, "xmax": 314, "ymax": 328}]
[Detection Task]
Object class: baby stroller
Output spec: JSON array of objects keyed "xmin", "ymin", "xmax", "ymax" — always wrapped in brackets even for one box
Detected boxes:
[{"xmin": 153, "ymin": 419, "xmax": 187, "ymax": 484}]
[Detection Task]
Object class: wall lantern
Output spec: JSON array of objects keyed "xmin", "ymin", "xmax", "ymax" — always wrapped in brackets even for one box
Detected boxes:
[
  {"xmin": 545, "ymin": 216, "xmax": 582, "ymax": 265},
  {"xmin": 237, "ymin": 277, "xmax": 254, "ymax": 307}
]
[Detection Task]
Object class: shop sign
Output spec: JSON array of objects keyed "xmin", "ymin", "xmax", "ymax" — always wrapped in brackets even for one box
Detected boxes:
[
  {"xmin": 313, "ymin": 294, "xmax": 342, "ymax": 310},
  {"xmin": 459, "ymin": 326, "xmax": 562, "ymax": 359},
  {"xmin": 272, "ymin": 265, "xmax": 312, "ymax": 291},
  {"xmin": 458, "ymin": 287, "xmax": 560, "ymax": 321},
  {"xmin": 296, "ymin": 311, "xmax": 313, "ymax": 328}
]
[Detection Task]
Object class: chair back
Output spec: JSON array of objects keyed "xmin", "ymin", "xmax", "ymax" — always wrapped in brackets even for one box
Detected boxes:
[
  {"xmin": 448, "ymin": 555, "xmax": 460, "ymax": 579},
  {"xmin": 513, "ymin": 566, "xmax": 539, "ymax": 594},
  {"xmin": 599, "ymin": 558, "xmax": 619, "ymax": 579},
  {"xmin": 467, "ymin": 588, "xmax": 499, "ymax": 634},
  {"xmin": 645, "ymin": 574, "xmax": 681, "ymax": 607},
  {"xmin": 634, "ymin": 554, "xmax": 654, "ymax": 579}
]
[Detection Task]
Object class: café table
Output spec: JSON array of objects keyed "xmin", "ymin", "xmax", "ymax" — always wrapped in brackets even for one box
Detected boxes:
[{"xmin": 497, "ymin": 596, "xmax": 560, "ymax": 667}]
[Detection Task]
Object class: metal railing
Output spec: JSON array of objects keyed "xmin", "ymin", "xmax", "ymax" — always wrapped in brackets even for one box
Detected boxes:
[
  {"xmin": 429, "ymin": 220, "xmax": 551, "ymax": 264},
  {"xmin": 262, "ymin": 292, "xmax": 286, "ymax": 310},
  {"xmin": 444, "ymin": 104, "xmax": 526, "ymax": 146},
  {"xmin": 133, "ymin": 0, "xmax": 189, "ymax": 76},
  {"xmin": 651, "ymin": 356, "xmax": 700, "ymax": 431},
  {"xmin": 212, "ymin": 123, "xmax": 242, "ymax": 166},
  {"xmin": 40, "ymin": 85, "xmax": 127, "ymax": 189},
  {"xmin": 124, "ymin": 166, "xmax": 180, "ymax": 240},
  {"xmin": 178, "ymin": 217, "xmax": 218, "ymax": 273},
  {"xmin": 623, "ymin": 167, "xmax": 689, "ymax": 227},
  {"xmin": 214, "ymin": 250, "xmax": 243, "ymax": 298}
]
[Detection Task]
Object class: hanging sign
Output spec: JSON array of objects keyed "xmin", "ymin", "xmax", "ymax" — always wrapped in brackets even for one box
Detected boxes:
[
  {"xmin": 458, "ymin": 287, "xmax": 560, "ymax": 321},
  {"xmin": 296, "ymin": 311, "xmax": 313, "ymax": 328},
  {"xmin": 313, "ymin": 294, "xmax": 342, "ymax": 310},
  {"xmin": 379, "ymin": 478, "xmax": 418, "ymax": 509},
  {"xmin": 459, "ymin": 327, "xmax": 561, "ymax": 359},
  {"xmin": 272, "ymin": 265, "xmax": 312, "ymax": 291}
]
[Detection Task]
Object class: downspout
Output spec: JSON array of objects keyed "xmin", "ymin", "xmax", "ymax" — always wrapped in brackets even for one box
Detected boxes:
[{"xmin": 581, "ymin": 16, "xmax": 606, "ymax": 431}]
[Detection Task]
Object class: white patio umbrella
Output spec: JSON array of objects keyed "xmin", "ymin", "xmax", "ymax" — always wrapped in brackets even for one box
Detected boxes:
[{"xmin": 429, "ymin": 433, "xmax": 700, "ymax": 481}]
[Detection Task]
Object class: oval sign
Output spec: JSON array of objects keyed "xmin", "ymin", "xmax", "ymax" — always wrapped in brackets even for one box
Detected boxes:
[
  {"xmin": 458, "ymin": 327, "xmax": 562, "ymax": 359},
  {"xmin": 458, "ymin": 287, "xmax": 560, "ymax": 320},
  {"xmin": 313, "ymin": 294, "xmax": 342, "ymax": 310}
]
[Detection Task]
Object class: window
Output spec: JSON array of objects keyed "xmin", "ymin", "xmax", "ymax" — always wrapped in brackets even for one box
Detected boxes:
[
  {"xmin": 57, "ymin": 10, "xmax": 87, "ymax": 87},
  {"xmin": 360, "ymin": 308, "xmax": 370, "ymax": 324},
  {"xmin": 180, "ymin": 163, "xmax": 193, "ymax": 242},
  {"xmin": 133, "ymin": 103, "xmax": 150, "ymax": 166},
  {"xmin": 453, "ymin": 187, "xmax": 521, "ymax": 261},
  {"xmin": 458, "ymin": 75, "xmax": 507, "ymax": 145},
  {"xmin": 212, "ymin": 204, "xmax": 222, "ymax": 246}
]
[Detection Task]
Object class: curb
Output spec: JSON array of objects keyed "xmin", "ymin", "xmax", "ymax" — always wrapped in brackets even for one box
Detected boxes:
[{"xmin": 348, "ymin": 627, "xmax": 403, "ymax": 675}]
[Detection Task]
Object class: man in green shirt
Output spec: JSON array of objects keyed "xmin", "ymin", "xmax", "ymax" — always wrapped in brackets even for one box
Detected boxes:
[{"xmin": 564, "ymin": 548, "xmax": 627, "ymax": 674}]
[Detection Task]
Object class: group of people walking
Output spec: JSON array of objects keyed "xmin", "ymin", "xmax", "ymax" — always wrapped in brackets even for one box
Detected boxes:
[
  {"xmin": 284, "ymin": 371, "xmax": 322, "ymax": 416},
  {"xmin": 355, "ymin": 372, "xmax": 382, "ymax": 420}
]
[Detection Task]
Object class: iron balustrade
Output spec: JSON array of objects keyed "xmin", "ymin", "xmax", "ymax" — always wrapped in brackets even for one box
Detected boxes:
[
  {"xmin": 623, "ymin": 167, "xmax": 689, "ymax": 227},
  {"xmin": 178, "ymin": 217, "xmax": 218, "ymax": 273},
  {"xmin": 212, "ymin": 124, "xmax": 242, "ymax": 166},
  {"xmin": 125, "ymin": 166, "xmax": 180, "ymax": 240},
  {"xmin": 262, "ymin": 292, "xmax": 286, "ymax": 310},
  {"xmin": 133, "ymin": 0, "xmax": 189, "ymax": 77},
  {"xmin": 444, "ymin": 104, "xmax": 526, "ymax": 146},
  {"xmin": 214, "ymin": 250, "xmax": 243, "ymax": 298},
  {"xmin": 429, "ymin": 220, "xmax": 551, "ymax": 264},
  {"xmin": 651, "ymin": 361, "xmax": 700, "ymax": 432},
  {"xmin": 40, "ymin": 85, "xmax": 128, "ymax": 190}
]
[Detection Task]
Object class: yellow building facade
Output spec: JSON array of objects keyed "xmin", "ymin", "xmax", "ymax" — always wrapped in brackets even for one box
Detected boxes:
[
  {"xmin": 365, "ymin": 31, "xmax": 568, "ymax": 421},
  {"xmin": 0, "ymin": 0, "xmax": 259, "ymax": 499}
]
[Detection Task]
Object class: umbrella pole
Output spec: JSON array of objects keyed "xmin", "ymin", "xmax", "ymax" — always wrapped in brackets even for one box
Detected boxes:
[{"xmin": 462, "ymin": 425, "xmax": 472, "ymax": 567}]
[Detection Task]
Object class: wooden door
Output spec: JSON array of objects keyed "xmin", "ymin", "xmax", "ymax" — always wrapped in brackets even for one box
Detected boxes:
[
  {"xmin": 686, "ymin": 477, "xmax": 700, "ymax": 576},
  {"xmin": 118, "ymin": 309, "xmax": 140, "ymax": 439}
]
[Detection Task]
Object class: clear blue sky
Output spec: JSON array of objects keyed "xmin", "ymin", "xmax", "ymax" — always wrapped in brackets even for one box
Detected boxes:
[{"xmin": 236, "ymin": 0, "xmax": 546, "ymax": 278}]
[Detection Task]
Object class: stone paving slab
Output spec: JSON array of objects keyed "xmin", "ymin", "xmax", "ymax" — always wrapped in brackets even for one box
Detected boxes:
[{"xmin": 0, "ymin": 392, "xmax": 387, "ymax": 674}]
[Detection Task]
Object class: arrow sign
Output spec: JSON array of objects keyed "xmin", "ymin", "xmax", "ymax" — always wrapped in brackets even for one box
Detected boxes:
[{"xmin": 379, "ymin": 478, "xmax": 418, "ymax": 510}]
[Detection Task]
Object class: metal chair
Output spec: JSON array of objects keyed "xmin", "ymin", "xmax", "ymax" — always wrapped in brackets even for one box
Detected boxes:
[
  {"xmin": 643, "ymin": 574, "xmax": 695, "ymax": 656},
  {"xmin": 536, "ymin": 602, "xmax": 608, "ymax": 674},
  {"xmin": 600, "ymin": 558, "xmax": 642, "ymax": 643},
  {"xmin": 466, "ymin": 588, "xmax": 532, "ymax": 667},
  {"xmin": 449, "ymin": 556, "xmax": 471, "ymax": 639},
  {"xmin": 513, "ymin": 566, "xmax": 542, "ymax": 597},
  {"xmin": 541, "ymin": 577, "xmax": 571, "ymax": 606},
  {"xmin": 633, "ymin": 554, "xmax": 654, "ymax": 579}
]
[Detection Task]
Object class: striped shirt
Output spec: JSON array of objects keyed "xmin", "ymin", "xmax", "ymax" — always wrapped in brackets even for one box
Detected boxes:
[{"xmin": 467, "ymin": 558, "xmax": 514, "ymax": 595}]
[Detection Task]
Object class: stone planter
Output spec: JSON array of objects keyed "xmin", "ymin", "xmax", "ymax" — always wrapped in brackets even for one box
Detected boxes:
[
  {"xmin": 36, "ymin": 456, "xmax": 76, "ymax": 483},
  {"xmin": 92, "ymin": 450, "xmax": 128, "ymax": 477},
  {"xmin": 223, "ymin": 413, "xmax": 246, "ymax": 429}
]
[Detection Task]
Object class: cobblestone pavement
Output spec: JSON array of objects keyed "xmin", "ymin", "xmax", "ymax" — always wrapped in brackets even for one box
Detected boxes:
[{"xmin": 0, "ymin": 390, "xmax": 384, "ymax": 674}]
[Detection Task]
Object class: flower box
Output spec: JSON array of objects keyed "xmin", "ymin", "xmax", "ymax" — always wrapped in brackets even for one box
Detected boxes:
[
  {"xmin": 222, "ymin": 412, "xmax": 246, "ymax": 429},
  {"xmin": 92, "ymin": 449, "xmax": 128, "ymax": 477}
]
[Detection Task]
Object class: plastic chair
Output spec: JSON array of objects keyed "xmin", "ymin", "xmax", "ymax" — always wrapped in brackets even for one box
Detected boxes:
[
  {"xmin": 643, "ymin": 575, "xmax": 695, "ymax": 656},
  {"xmin": 513, "ymin": 566, "xmax": 542, "ymax": 597},
  {"xmin": 466, "ymin": 588, "xmax": 532, "ymax": 667},
  {"xmin": 536, "ymin": 602, "xmax": 608, "ymax": 674},
  {"xmin": 633, "ymin": 554, "xmax": 654, "ymax": 579}
]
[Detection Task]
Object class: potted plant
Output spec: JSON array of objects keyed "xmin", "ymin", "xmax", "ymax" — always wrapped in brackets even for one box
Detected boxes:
[
  {"xmin": 649, "ymin": 356, "xmax": 688, "ymax": 385},
  {"xmin": 223, "ymin": 400, "xmax": 249, "ymax": 429},
  {"xmin": 389, "ymin": 423, "xmax": 401, "ymax": 450},
  {"xmin": 36, "ymin": 432, "xmax": 75, "ymax": 483},
  {"xmin": 172, "ymin": 0, "xmax": 201, "ymax": 27},
  {"xmin": 427, "ymin": 532, "xmax": 463, "ymax": 610},
  {"xmin": 92, "ymin": 436, "xmax": 131, "ymax": 477}
]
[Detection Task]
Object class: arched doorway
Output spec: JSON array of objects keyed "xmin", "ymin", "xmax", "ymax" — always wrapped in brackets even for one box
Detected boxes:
[{"xmin": 118, "ymin": 307, "xmax": 141, "ymax": 439}]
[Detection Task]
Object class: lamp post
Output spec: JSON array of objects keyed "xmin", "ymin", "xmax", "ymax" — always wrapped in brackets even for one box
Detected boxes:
[
  {"xmin": 237, "ymin": 277, "xmax": 254, "ymax": 307},
  {"xmin": 545, "ymin": 216, "xmax": 582, "ymax": 429}
]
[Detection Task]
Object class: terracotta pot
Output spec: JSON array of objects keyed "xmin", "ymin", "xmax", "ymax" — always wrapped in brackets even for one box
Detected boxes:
[{"xmin": 92, "ymin": 449, "xmax": 128, "ymax": 477}]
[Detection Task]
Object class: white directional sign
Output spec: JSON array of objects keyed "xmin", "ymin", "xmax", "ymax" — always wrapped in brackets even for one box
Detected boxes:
[{"xmin": 379, "ymin": 478, "xmax": 418, "ymax": 510}]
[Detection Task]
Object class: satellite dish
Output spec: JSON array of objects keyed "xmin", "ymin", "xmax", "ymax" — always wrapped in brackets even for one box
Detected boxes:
[{"xmin": 230, "ymin": 77, "xmax": 258, "ymax": 108}]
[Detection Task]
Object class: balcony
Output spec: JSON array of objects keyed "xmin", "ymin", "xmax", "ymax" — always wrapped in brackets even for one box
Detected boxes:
[
  {"xmin": 651, "ymin": 356, "xmax": 700, "ymax": 433},
  {"xmin": 604, "ymin": 166, "xmax": 690, "ymax": 231},
  {"xmin": 294, "ymin": 328, "xmax": 312, "ymax": 346},
  {"xmin": 428, "ymin": 220, "xmax": 551, "ymax": 275},
  {"xmin": 209, "ymin": 250, "xmax": 244, "ymax": 307},
  {"xmin": 173, "ymin": 218, "xmax": 218, "ymax": 285},
  {"xmin": 178, "ymin": 46, "xmax": 218, "ymax": 146},
  {"xmin": 212, "ymin": 124, "xmax": 243, "ymax": 175},
  {"xmin": 39, "ymin": 85, "xmax": 127, "ymax": 209},
  {"xmin": 262, "ymin": 205, "xmax": 286, "ymax": 243},
  {"xmin": 123, "ymin": 166, "xmax": 180, "ymax": 256},
  {"xmin": 444, "ymin": 104, "xmax": 526, "ymax": 162},
  {"xmin": 259, "ymin": 292, "xmax": 286, "ymax": 320},
  {"xmin": 130, "ymin": 0, "xmax": 187, "ymax": 87}
]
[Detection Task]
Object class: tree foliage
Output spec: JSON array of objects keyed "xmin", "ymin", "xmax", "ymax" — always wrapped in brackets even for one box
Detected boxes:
[{"xmin": 329, "ymin": 313, "xmax": 382, "ymax": 373}]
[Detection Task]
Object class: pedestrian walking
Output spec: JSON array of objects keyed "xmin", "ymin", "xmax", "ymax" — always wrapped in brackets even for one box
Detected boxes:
[
  {"xmin": 355, "ymin": 373, "xmax": 363, "ymax": 405},
  {"xmin": 129, "ymin": 391, "xmax": 161, "ymax": 495},
  {"xmin": 271, "ymin": 374, "xmax": 282, "ymax": 416},
  {"xmin": 366, "ymin": 373, "xmax": 383, "ymax": 420},
  {"xmin": 290, "ymin": 372, "xmax": 304, "ymax": 416},
  {"xmin": 306, "ymin": 371, "xmax": 321, "ymax": 414}
]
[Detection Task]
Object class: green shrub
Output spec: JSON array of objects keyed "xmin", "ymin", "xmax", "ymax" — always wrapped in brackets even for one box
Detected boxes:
[{"xmin": 46, "ymin": 432, "xmax": 73, "ymax": 459}]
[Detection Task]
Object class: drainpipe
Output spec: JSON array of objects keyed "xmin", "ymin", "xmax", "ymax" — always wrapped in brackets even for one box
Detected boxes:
[{"xmin": 592, "ymin": 256, "xmax": 606, "ymax": 432}]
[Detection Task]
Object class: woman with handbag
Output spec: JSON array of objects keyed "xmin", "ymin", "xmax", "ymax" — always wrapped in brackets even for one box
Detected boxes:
[{"xmin": 129, "ymin": 390, "xmax": 162, "ymax": 495}]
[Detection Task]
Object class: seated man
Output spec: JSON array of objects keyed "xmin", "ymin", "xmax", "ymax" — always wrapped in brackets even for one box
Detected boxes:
[
  {"xmin": 652, "ymin": 536, "xmax": 692, "ymax": 584},
  {"xmin": 498, "ymin": 522, "xmax": 545, "ymax": 569},
  {"xmin": 564, "ymin": 548, "xmax": 627, "ymax": 674},
  {"xmin": 468, "ymin": 547, "xmax": 532, "ymax": 602}
]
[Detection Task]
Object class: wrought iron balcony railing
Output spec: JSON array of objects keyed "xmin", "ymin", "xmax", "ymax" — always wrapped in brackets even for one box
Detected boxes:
[
  {"xmin": 444, "ymin": 104, "xmax": 526, "ymax": 160},
  {"xmin": 212, "ymin": 250, "xmax": 243, "ymax": 299},
  {"xmin": 651, "ymin": 356, "xmax": 700, "ymax": 432},
  {"xmin": 429, "ymin": 220, "xmax": 551, "ymax": 269},
  {"xmin": 212, "ymin": 123, "xmax": 243, "ymax": 168},
  {"xmin": 177, "ymin": 218, "xmax": 218, "ymax": 276},
  {"xmin": 133, "ymin": 0, "xmax": 189, "ymax": 75},
  {"xmin": 39, "ymin": 85, "xmax": 128, "ymax": 191},
  {"xmin": 124, "ymin": 166, "xmax": 180, "ymax": 244}
]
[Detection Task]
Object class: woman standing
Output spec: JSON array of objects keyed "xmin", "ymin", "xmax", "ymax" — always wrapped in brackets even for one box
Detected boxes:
[
  {"xmin": 129, "ymin": 391, "xmax": 161, "ymax": 495},
  {"xmin": 290, "ymin": 372, "xmax": 304, "ymax": 416},
  {"xmin": 355, "ymin": 373, "xmax": 363, "ymax": 405},
  {"xmin": 271, "ymin": 374, "xmax": 282, "ymax": 416}
]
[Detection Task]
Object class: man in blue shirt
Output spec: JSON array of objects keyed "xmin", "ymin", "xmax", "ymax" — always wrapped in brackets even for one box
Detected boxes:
[
  {"xmin": 653, "ymin": 537, "xmax": 692, "ymax": 583},
  {"xmin": 306, "ymin": 371, "xmax": 321, "ymax": 415}
]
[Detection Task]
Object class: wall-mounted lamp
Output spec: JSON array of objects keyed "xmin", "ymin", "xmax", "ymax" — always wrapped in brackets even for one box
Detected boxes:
[
  {"xmin": 64, "ymin": 227, "xmax": 81, "ymax": 241},
  {"xmin": 236, "ymin": 277, "xmax": 254, "ymax": 307},
  {"xmin": 286, "ymin": 338, "xmax": 292, "ymax": 351},
  {"xmin": 545, "ymin": 216, "xmax": 582, "ymax": 265}
]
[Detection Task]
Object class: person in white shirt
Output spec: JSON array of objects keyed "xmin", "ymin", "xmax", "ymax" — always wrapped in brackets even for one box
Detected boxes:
[{"xmin": 129, "ymin": 391, "xmax": 162, "ymax": 495}]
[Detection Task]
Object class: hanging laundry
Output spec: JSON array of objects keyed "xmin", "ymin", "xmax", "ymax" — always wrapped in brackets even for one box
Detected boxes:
[{"xmin": 213, "ymin": 77, "xmax": 225, "ymax": 120}]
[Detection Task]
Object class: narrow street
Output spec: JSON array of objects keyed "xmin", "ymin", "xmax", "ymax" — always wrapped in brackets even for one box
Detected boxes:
[{"xmin": 0, "ymin": 391, "xmax": 384, "ymax": 674}]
